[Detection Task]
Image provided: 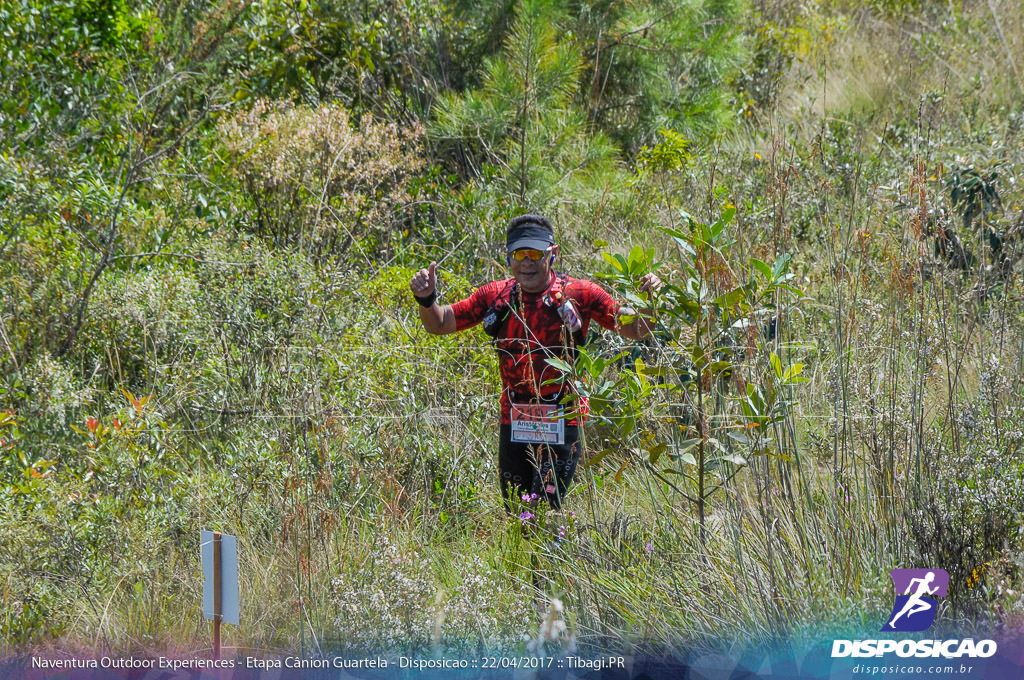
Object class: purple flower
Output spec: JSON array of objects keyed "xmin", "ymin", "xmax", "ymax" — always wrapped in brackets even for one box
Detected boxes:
[
  {"xmin": 645, "ymin": 542, "xmax": 653, "ymax": 553},
  {"xmin": 519, "ymin": 511, "xmax": 534, "ymax": 521}
]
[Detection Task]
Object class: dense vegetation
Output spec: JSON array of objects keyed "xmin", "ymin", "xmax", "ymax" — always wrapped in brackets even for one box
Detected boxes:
[{"xmin": 2, "ymin": 0, "xmax": 1024, "ymax": 660}]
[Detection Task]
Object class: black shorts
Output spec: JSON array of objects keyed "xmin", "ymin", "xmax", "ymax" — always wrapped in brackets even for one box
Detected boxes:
[{"xmin": 498, "ymin": 424, "xmax": 581, "ymax": 511}]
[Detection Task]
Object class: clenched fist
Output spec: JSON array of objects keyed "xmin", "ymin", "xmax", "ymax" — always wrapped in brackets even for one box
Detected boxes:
[
  {"xmin": 410, "ymin": 262, "xmax": 438, "ymax": 299},
  {"xmin": 637, "ymin": 272, "xmax": 663, "ymax": 297}
]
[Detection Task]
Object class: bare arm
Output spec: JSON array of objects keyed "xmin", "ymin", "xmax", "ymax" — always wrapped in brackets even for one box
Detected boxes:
[
  {"xmin": 418, "ymin": 302, "xmax": 457, "ymax": 335},
  {"xmin": 410, "ymin": 262, "xmax": 457, "ymax": 335}
]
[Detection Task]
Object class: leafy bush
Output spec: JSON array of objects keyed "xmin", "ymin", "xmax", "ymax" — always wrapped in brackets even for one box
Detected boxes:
[
  {"xmin": 561, "ymin": 207, "xmax": 804, "ymax": 545},
  {"xmin": 218, "ymin": 100, "xmax": 425, "ymax": 262},
  {"xmin": 908, "ymin": 354, "xmax": 1024, "ymax": 610}
]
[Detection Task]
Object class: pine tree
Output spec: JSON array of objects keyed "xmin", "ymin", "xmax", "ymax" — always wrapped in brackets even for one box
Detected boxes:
[{"xmin": 432, "ymin": 0, "xmax": 618, "ymax": 210}]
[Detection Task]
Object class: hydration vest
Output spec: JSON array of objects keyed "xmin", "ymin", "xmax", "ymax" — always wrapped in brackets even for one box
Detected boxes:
[{"xmin": 481, "ymin": 274, "xmax": 586, "ymax": 350}]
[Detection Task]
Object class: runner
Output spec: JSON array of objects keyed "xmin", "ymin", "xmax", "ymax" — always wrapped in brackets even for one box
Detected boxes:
[
  {"xmin": 410, "ymin": 214, "xmax": 660, "ymax": 511},
  {"xmin": 887, "ymin": 572, "xmax": 940, "ymax": 629}
]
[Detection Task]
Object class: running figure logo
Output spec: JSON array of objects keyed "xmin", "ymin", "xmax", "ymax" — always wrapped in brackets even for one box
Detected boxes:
[{"xmin": 882, "ymin": 569, "xmax": 949, "ymax": 632}]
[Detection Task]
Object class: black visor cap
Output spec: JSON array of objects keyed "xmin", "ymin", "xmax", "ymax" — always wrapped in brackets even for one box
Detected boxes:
[{"xmin": 506, "ymin": 218, "xmax": 555, "ymax": 253}]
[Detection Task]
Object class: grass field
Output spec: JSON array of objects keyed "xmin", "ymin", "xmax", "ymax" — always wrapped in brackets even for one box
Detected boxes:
[{"xmin": 2, "ymin": 0, "xmax": 1024, "ymax": 663}]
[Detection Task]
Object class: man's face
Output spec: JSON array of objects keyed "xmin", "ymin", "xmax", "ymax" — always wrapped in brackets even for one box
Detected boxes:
[{"xmin": 509, "ymin": 244, "xmax": 559, "ymax": 293}]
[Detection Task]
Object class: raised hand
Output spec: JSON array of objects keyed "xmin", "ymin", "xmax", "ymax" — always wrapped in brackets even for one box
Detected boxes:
[{"xmin": 410, "ymin": 262, "xmax": 437, "ymax": 299}]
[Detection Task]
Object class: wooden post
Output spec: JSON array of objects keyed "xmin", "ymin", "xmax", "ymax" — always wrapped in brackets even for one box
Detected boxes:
[{"xmin": 213, "ymin": 531, "xmax": 222, "ymax": 660}]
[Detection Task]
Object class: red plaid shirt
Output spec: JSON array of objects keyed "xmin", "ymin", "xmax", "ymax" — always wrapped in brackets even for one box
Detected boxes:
[{"xmin": 451, "ymin": 273, "xmax": 618, "ymax": 424}]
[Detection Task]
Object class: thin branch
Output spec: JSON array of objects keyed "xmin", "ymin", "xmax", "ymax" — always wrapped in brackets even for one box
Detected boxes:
[{"xmin": 642, "ymin": 459, "xmax": 698, "ymax": 504}]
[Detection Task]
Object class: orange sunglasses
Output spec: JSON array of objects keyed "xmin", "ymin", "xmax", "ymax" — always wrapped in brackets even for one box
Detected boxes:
[{"xmin": 510, "ymin": 248, "xmax": 551, "ymax": 262}]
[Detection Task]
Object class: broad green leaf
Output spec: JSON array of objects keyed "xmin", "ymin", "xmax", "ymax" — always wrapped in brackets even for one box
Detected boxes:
[
  {"xmin": 725, "ymin": 430, "xmax": 751, "ymax": 445},
  {"xmin": 672, "ymin": 237, "xmax": 696, "ymax": 258},
  {"xmin": 782, "ymin": 363, "xmax": 803, "ymax": 382},
  {"xmin": 602, "ymin": 252, "xmax": 623, "ymax": 272},
  {"xmin": 627, "ymin": 244, "xmax": 644, "ymax": 272},
  {"xmin": 750, "ymin": 257, "xmax": 773, "ymax": 281},
  {"xmin": 709, "ymin": 205, "xmax": 735, "ymax": 240},
  {"xmin": 545, "ymin": 357, "xmax": 573, "ymax": 373},
  {"xmin": 772, "ymin": 253, "xmax": 792, "ymax": 281},
  {"xmin": 710, "ymin": 360, "xmax": 732, "ymax": 375},
  {"xmin": 712, "ymin": 287, "xmax": 746, "ymax": 309},
  {"xmin": 583, "ymin": 447, "xmax": 615, "ymax": 468},
  {"xmin": 672, "ymin": 438, "xmax": 701, "ymax": 460}
]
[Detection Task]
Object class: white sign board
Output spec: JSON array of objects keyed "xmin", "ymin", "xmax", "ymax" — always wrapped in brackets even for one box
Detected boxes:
[{"xmin": 201, "ymin": 530, "xmax": 240, "ymax": 626}]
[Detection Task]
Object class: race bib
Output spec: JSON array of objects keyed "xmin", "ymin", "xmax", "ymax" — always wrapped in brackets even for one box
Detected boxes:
[{"xmin": 510, "ymin": 403, "xmax": 565, "ymax": 444}]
